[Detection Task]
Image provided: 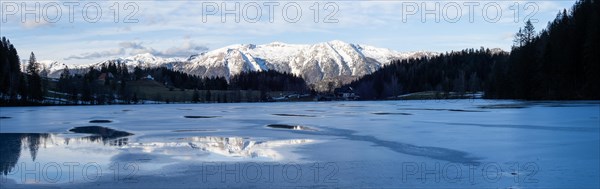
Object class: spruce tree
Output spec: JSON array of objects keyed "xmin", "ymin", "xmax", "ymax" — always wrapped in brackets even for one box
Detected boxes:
[
  {"xmin": 26, "ymin": 52, "xmax": 43, "ymax": 101},
  {"xmin": 57, "ymin": 65, "xmax": 71, "ymax": 100}
]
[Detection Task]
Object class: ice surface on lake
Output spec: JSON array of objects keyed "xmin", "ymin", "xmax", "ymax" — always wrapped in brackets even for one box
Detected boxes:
[{"xmin": 1, "ymin": 100, "xmax": 599, "ymax": 188}]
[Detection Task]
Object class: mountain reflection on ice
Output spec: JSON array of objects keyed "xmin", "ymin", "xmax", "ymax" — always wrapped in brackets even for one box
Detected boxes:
[
  {"xmin": 0, "ymin": 131, "xmax": 314, "ymax": 184},
  {"xmin": 119, "ymin": 136, "xmax": 314, "ymax": 161},
  {"xmin": 183, "ymin": 136, "xmax": 314, "ymax": 160}
]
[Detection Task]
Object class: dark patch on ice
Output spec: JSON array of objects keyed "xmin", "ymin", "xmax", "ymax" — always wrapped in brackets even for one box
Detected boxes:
[
  {"xmin": 398, "ymin": 108, "xmax": 486, "ymax": 112},
  {"xmin": 541, "ymin": 103, "xmax": 597, "ymax": 108},
  {"xmin": 184, "ymin": 116, "xmax": 220, "ymax": 119},
  {"xmin": 267, "ymin": 124, "xmax": 316, "ymax": 131},
  {"xmin": 274, "ymin": 113, "xmax": 317, "ymax": 117},
  {"xmin": 269, "ymin": 126, "xmax": 480, "ymax": 164},
  {"xmin": 89, "ymin": 120, "xmax": 112, "ymax": 123},
  {"xmin": 177, "ymin": 108, "xmax": 193, "ymax": 110},
  {"xmin": 477, "ymin": 104, "xmax": 529, "ymax": 109},
  {"xmin": 421, "ymin": 121, "xmax": 598, "ymax": 132},
  {"xmin": 122, "ymin": 109, "xmax": 133, "ymax": 112},
  {"xmin": 343, "ymin": 132, "xmax": 480, "ymax": 164},
  {"xmin": 532, "ymin": 101, "xmax": 599, "ymax": 107},
  {"xmin": 447, "ymin": 109, "xmax": 487, "ymax": 112},
  {"xmin": 172, "ymin": 129, "xmax": 216, "ymax": 132},
  {"xmin": 111, "ymin": 153, "xmax": 160, "ymax": 163},
  {"xmin": 336, "ymin": 104, "xmax": 367, "ymax": 107},
  {"xmin": 234, "ymin": 119, "xmax": 274, "ymax": 126},
  {"xmin": 0, "ymin": 116, "xmax": 11, "ymax": 119},
  {"xmin": 397, "ymin": 108, "xmax": 446, "ymax": 111},
  {"xmin": 69, "ymin": 126, "xmax": 133, "ymax": 138},
  {"xmin": 372, "ymin": 112, "xmax": 413, "ymax": 115},
  {"xmin": 370, "ymin": 119, "xmax": 388, "ymax": 121}
]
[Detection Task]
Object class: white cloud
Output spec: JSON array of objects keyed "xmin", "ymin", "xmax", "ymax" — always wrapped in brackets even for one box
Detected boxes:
[
  {"xmin": 22, "ymin": 20, "xmax": 52, "ymax": 29},
  {"xmin": 64, "ymin": 38, "xmax": 209, "ymax": 61},
  {"xmin": 64, "ymin": 48, "xmax": 124, "ymax": 60}
]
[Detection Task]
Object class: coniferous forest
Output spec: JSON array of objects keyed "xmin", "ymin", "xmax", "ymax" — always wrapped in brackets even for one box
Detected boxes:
[
  {"xmin": 343, "ymin": 48, "xmax": 508, "ymax": 99},
  {"xmin": 485, "ymin": 0, "xmax": 599, "ymax": 99},
  {"xmin": 0, "ymin": 38, "xmax": 45, "ymax": 105},
  {"xmin": 343, "ymin": 0, "xmax": 599, "ymax": 100},
  {"xmin": 1, "ymin": 0, "xmax": 598, "ymax": 105}
]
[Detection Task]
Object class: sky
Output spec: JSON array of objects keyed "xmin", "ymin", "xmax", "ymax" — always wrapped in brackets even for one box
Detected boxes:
[{"xmin": 0, "ymin": 0, "xmax": 577, "ymax": 65}]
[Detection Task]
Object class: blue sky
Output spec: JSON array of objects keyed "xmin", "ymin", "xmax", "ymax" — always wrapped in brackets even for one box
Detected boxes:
[{"xmin": 1, "ymin": 0, "xmax": 577, "ymax": 65}]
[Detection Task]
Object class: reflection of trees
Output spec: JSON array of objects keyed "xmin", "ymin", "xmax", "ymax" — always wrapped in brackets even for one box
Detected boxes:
[
  {"xmin": 0, "ymin": 134, "xmax": 49, "ymax": 175},
  {"xmin": 0, "ymin": 134, "xmax": 23, "ymax": 175},
  {"xmin": 69, "ymin": 126, "xmax": 132, "ymax": 146},
  {"xmin": 27, "ymin": 134, "xmax": 50, "ymax": 161},
  {"xmin": 0, "ymin": 130, "xmax": 131, "ymax": 175}
]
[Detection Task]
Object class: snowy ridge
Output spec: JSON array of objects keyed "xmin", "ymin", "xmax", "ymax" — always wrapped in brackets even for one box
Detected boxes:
[
  {"xmin": 182, "ymin": 40, "xmax": 438, "ymax": 84},
  {"xmin": 39, "ymin": 53, "xmax": 188, "ymax": 78},
  {"xmin": 37, "ymin": 60, "xmax": 68, "ymax": 78},
  {"xmin": 38, "ymin": 40, "xmax": 439, "ymax": 86}
]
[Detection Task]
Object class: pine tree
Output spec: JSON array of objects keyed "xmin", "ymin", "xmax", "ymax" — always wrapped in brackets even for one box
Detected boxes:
[
  {"xmin": 0, "ymin": 37, "xmax": 9, "ymax": 95},
  {"xmin": 132, "ymin": 92, "xmax": 139, "ymax": 104},
  {"xmin": 26, "ymin": 52, "xmax": 43, "ymax": 101},
  {"xmin": 523, "ymin": 20, "xmax": 536, "ymax": 44},
  {"xmin": 205, "ymin": 90, "xmax": 211, "ymax": 102},
  {"xmin": 192, "ymin": 89, "xmax": 200, "ymax": 103},
  {"xmin": 119, "ymin": 78, "xmax": 128, "ymax": 103},
  {"xmin": 57, "ymin": 65, "xmax": 71, "ymax": 100},
  {"xmin": 513, "ymin": 28, "xmax": 525, "ymax": 48},
  {"xmin": 17, "ymin": 74, "xmax": 27, "ymax": 101},
  {"xmin": 0, "ymin": 37, "xmax": 22, "ymax": 102}
]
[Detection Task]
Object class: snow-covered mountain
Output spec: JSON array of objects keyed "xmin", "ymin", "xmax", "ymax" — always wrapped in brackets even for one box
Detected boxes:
[
  {"xmin": 181, "ymin": 40, "xmax": 437, "ymax": 85},
  {"xmin": 39, "ymin": 40, "xmax": 438, "ymax": 88},
  {"xmin": 37, "ymin": 60, "xmax": 68, "ymax": 78},
  {"xmin": 40, "ymin": 53, "xmax": 188, "ymax": 78}
]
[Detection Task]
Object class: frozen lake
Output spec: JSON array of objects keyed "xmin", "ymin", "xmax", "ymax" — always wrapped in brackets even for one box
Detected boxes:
[{"xmin": 1, "ymin": 100, "xmax": 599, "ymax": 188}]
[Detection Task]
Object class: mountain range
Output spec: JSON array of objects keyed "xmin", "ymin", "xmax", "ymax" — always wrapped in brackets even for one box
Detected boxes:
[{"xmin": 38, "ymin": 40, "xmax": 440, "ymax": 90}]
